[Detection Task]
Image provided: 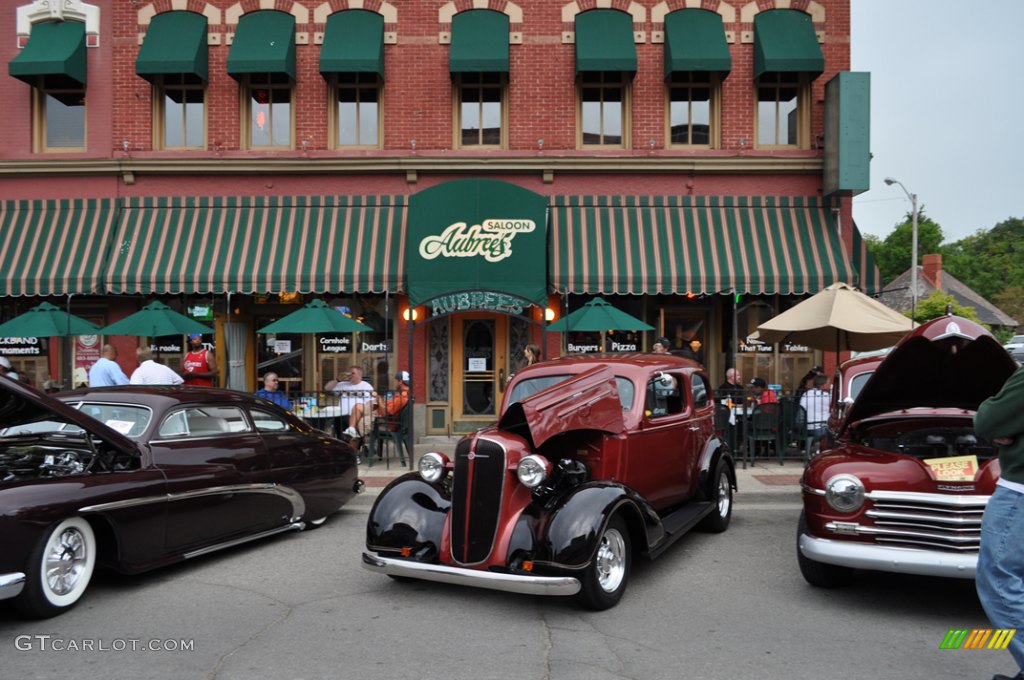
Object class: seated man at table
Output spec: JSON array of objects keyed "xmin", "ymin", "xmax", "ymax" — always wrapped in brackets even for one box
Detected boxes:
[
  {"xmin": 254, "ymin": 372, "xmax": 291, "ymax": 410},
  {"xmin": 331, "ymin": 366, "xmax": 374, "ymax": 428},
  {"xmin": 344, "ymin": 371, "xmax": 410, "ymax": 441}
]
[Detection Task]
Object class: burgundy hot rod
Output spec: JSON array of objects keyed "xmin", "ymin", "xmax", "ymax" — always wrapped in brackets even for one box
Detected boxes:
[
  {"xmin": 798, "ymin": 315, "xmax": 1018, "ymax": 587},
  {"xmin": 363, "ymin": 354, "xmax": 735, "ymax": 609},
  {"xmin": 0, "ymin": 381, "xmax": 361, "ymax": 618}
]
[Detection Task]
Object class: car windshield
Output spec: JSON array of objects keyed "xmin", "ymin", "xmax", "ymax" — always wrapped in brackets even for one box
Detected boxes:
[
  {"xmin": 0, "ymin": 402, "xmax": 152, "ymax": 439},
  {"xmin": 507, "ymin": 374, "xmax": 635, "ymax": 411}
]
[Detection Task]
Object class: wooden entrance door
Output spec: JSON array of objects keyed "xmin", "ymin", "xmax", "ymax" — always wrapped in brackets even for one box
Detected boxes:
[{"xmin": 452, "ymin": 314, "xmax": 508, "ymax": 425}]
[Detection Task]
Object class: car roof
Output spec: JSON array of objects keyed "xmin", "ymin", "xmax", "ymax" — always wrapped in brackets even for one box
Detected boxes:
[{"xmin": 515, "ymin": 352, "xmax": 704, "ymax": 378}]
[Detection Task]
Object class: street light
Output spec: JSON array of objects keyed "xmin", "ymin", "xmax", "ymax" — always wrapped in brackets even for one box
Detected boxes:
[{"xmin": 884, "ymin": 177, "xmax": 919, "ymax": 321}]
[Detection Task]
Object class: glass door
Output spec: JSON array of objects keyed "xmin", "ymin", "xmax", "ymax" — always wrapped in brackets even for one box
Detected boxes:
[{"xmin": 453, "ymin": 314, "xmax": 508, "ymax": 422}]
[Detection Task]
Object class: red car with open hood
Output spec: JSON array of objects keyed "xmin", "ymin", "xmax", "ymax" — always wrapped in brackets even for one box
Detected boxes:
[{"xmin": 798, "ymin": 315, "xmax": 1018, "ymax": 587}]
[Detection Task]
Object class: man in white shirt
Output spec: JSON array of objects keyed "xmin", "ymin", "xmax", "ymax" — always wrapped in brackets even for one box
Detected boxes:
[
  {"xmin": 799, "ymin": 374, "xmax": 831, "ymax": 453},
  {"xmin": 331, "ymin": 366, "xmax": 374, "ymax": 428},
  {"xmin": 130, "ymin": 346, "xmax": 184, "ymax": 386}
]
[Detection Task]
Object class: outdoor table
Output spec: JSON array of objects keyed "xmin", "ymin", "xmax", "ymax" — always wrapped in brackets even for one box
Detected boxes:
[{"xmin": 295, "ymin": 403, "xmax": 343, "ymax": 437}]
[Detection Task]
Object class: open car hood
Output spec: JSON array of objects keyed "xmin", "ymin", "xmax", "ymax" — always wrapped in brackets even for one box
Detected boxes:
[
  {"xmin": 0, "ymin": 378, "xmax": 141, "ymax": 456},
  {"xmin": 843, "ymin": 316, "xmax": 1018, "ymax": 429},
  {"xmin": 498, "ymin": 366, "xmax": 625, "ymax": 449}
]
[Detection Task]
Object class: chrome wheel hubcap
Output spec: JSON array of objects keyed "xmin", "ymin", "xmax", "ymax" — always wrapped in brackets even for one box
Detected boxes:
[
  {"xmin": 46, "ymin": 528, "xmax": 88, "ymax": 596},
  {"xmin": 595, "ymin": 528, "xmax": 626, "ymax": 593},
  {"xmin": 717, "ymin": 473, "xmax": 732, "ymax": 517}
]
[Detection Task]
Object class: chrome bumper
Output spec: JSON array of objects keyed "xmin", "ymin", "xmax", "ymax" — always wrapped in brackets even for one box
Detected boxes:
[
  {"xmin": 0, "ymin": 572, "xmax": 26, "ymax": 601},
  {"xmin": 362, "ymin": 552, "xmax": 581, "ymax": 597},
  {"xmin": 799, "ymin": 533, "xmax": 976, "ymax": 579}
]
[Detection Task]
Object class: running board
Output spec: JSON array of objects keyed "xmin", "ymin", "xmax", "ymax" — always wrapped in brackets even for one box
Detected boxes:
[
  {"xmin": 183, "ymin": 522, "xmax": 305, "ymax": 560},
  {"xmin": 649, "ymin": 502, "xmax": 713, "ymax": 559}
]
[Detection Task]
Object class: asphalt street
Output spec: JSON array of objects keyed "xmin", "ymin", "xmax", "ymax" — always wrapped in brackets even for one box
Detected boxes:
[{"xmin": 0, "ymin": 490, "xmax": 1008, "ymax": 680}]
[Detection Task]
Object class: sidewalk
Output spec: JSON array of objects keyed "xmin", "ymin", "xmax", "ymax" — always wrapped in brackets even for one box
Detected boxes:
[{"xmin": 356, "ymin": 436, "xmax": 803, "ymax": 503}]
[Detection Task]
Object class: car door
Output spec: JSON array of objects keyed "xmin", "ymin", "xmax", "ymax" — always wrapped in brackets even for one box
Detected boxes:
[
  {"xmin": 150, "ymin": 404, "xmax": 280, "ymax": 554},
  {"xmin": 625, "ymin": 371, "xmax": 691, "ymax": 510}
]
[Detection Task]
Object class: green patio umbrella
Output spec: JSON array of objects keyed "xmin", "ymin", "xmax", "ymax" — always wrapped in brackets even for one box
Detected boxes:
[
  {"xmin": 99, "ymin": 301, "xmax": 214, "ymax": 337},
  {"xmin": 547, "ymin": 297, "xmax": 654, "ymax": 333},
  {"xmin": 257, "ymin": 300, "xmax": 372, "ymax": 392},
  {"xmin": 256, "ymin": 299, "xmax": 373, "ymax": 334},
  {"xmin": 0, "ymin": 301, "xmax": 101, "ymax": 337}
]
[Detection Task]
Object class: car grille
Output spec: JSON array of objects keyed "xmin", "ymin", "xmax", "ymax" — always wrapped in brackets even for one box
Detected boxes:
[
  {"xmin": 450, "ymin": 437, "xmax": 507, "ymax": 565},
  {"xmin": 862, "ymin": 491, "xmax": 988, "ymax": 552}
]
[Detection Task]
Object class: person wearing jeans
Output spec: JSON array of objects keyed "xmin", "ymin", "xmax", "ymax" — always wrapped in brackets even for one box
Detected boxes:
[{"xmin": 975, "ymin": 365, "xmax": 1024, "ymax": 680}]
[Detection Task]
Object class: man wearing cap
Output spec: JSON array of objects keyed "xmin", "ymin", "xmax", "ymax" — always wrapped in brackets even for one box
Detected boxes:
[
  {"xmin": 652, "ymin": 336, "xmax": 672, "ymax": 354},
  {"xmin": 89, "ymin": 344, "xmax": 130, "ymax": 387},
  {"xmin": 344, "ymin": 371, "xmax": 410, "ymax": 439},
  {"xmin": 181, "ymin": 334, "xmax": 218, "ymax": 387}
]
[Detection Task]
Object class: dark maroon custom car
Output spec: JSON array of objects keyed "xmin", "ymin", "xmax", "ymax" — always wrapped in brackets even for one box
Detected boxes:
[
  {"xmin": 363, "ymin": 354, "xmax": 735, "ymax": 609},
  {"xmin": 798, "ymin": 316, "xmax": 1018, "ymax": 587},
  {"xmin": 0, "ymin": 381, "xmax": 362, "ymax": 618}
]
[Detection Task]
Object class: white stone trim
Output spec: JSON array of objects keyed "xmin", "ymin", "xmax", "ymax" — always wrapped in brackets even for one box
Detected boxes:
[{"xmin": 16, "ymin": 0, "xmax": 100, "ymax": 41}]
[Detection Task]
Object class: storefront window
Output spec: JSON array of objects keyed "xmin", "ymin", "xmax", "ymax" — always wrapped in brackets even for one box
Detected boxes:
[
  {"xmin": 315, "ymin": 297, "xmax": 393, "ymax": 394},
  {"xmin": 258, "ymin": 330, "xmax": 303, "ymax": 395}
]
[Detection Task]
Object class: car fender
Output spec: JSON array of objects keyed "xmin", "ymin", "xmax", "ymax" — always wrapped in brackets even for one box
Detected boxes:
[
  {"xmin": 366, "ymin": 474, "xmax": 450, "ymax": 561},
  {"xmin": 526, "ymin": 481, "xmax": 664, "ymax": 569},
  {"xmin": 697, "ymin": 436, "xmax": 736, "ymax": 500}
]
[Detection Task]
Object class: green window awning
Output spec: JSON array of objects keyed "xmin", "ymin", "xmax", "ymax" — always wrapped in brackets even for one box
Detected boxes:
[
  {"xmin": 9, "ymin": 21, "xmax": 87, "ymax": 86},
  {"xmin": 227, "ymin": 11, "xmax": 296, "ymax": 80},
  {"xmin": 753, "ymin": 9, "xmax": 824, "ymax": 79},
  {"xmin": 550, "ymin": 195, "xmax": 856, "ymax": 295},
  {"xmin": 136, "ymin": 11, "xmax": 209, "ymax": 82},
  {"xmin": 320, "ymin": 10, "xmax": 384, "ymax": 79},
  {"xmin": 106, "ymin": 196, "xmax": 407, "ymax": 294},
  {"xmin": 575, "ymin": 10, "xmax": 637, "ymax": 76},
  {"xmin": 450, "ymin": 10, "xmax": 509, "ymax": 74},
  {"xmin": 663, "ymin": 9, "xmax": 731, "ymax": 78},
  {"xmin": 0, "ymin": 199, "xmax": 117, "ymax": 296}
]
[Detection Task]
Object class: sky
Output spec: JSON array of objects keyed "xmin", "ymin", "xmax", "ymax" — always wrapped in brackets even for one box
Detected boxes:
[{"xmin": 850, "ymin": 0, "xmax": 1024, "ymax": 243}]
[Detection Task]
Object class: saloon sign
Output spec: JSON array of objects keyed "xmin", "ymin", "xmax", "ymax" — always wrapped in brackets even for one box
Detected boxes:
[
  {"xmin": 408, "ymin": 179, "xmax": 548, "ymax": 308},
  {"xmin": 419, "ymin": 219, "xmax": 536, "ymax": 263}
]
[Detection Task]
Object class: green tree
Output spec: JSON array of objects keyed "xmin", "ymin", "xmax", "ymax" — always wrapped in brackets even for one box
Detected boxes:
[
  {"xmin": 908, "ymin": 291, "xmax": 984, "ymax": 326},
  {"xmin": 942, "ymin": 217, "xmax": 1024, "ymax": 300},
  {"xmin": 869, "ymin": 210, "xmax": 944, "ymax": 284},
  {"xmin": 992, "ymin": 285, "xmax": 1024, "ymax": 336}
]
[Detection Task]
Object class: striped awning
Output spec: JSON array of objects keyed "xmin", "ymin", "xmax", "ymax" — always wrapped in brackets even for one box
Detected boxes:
[
  {"xmin": 850, "ymin": 221, "xmax": 882, "ymax": 296},
  {"xmin": 550, "ymin": 196, "xmax": 857, "ymax": 296},
  {"xmin": 0, "ymin": 199, "xmax": 117, "ymax": 296},
  {"xmin": 106, "ymin": 196, "xmax": 407, "ymax": 294}
]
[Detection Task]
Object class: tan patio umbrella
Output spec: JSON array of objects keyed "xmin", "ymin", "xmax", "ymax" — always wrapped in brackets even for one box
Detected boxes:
[{"xmin": 752, "ymin": 282, "xmax": 915, "ymax": 352}]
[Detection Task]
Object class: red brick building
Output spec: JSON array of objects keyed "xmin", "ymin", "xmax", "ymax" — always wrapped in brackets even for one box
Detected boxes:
[{"xmin": 1, "ymin": 0, "xmax": 877, "ymax": 435}]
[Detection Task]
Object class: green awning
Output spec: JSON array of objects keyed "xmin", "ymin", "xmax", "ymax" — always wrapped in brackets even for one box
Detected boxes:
[
  {"xmin": 753, "ymin": 9, "xmax": 824, "ymax": 79},
  {"xmin": 320, "ymin": 10, "xmax": 384, "ymax": 78},
  {"xmin": 664, "ymin": 9, "xmax": 731, "ymax": 78},
  {"xmin": 550, "ymin": 195, "xmax": 856, "ymax": 295},
  {"xmin": 850, "ymin": 221, "xmax": 882, "ymax": 296},
  {"xmin": 9, "ymin": 21, "xmax": 87, "ymax": 86},
  {"xmin": 136, "ymin": 11, "xmax": 208, "ymax": 82},
  {"xmin": 0, "ymin": 199, "xmax": 117, "ymax": 296},
  {"xmin": 106, "ymin": 195, "xmax": 407, "ymax": 294},
  {"xmin": 575, "ymin": 10, "xmax": 637, "ymax": 76},
  {"xmin": 450, "ymin": 10, "xmax": 509, "ymax": 73},
  {"xmin": 227, "ymin": 11, "xmax": 296, "ymax": 80}
]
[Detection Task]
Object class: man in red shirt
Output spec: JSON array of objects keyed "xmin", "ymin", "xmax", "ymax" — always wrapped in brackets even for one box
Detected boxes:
[{"xmin": 181, "ymin": 334, "xmax": 218, "ymax": 387}]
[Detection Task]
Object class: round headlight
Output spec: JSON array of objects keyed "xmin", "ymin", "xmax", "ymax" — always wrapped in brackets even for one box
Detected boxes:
[
  {"xmin": 419, "ymin": 452, "xmax": 449, "ymax": 484},
  {"xmin": 517, "ymin": 455, "xmax": 550, "ymax": 489},
  {"xmin": 825, "ymin": 474, "xmax": 865, "ymax": 513}
]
